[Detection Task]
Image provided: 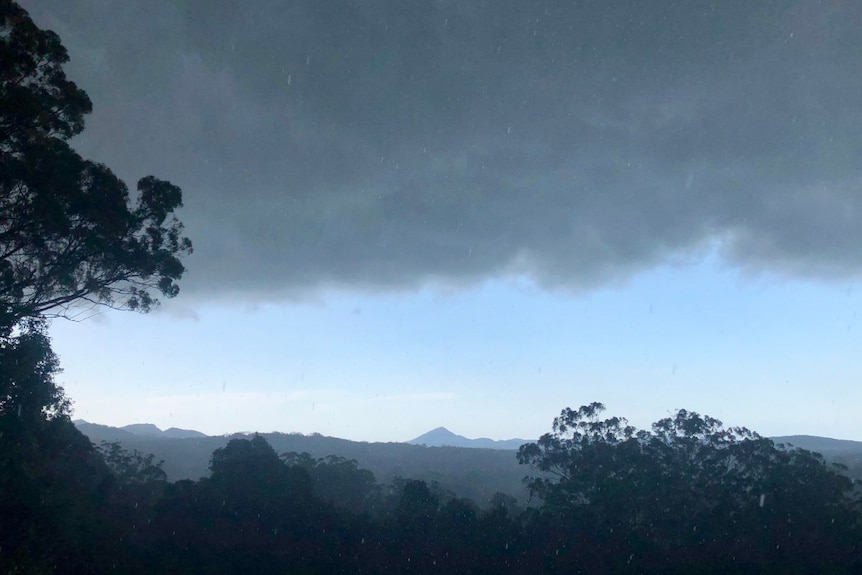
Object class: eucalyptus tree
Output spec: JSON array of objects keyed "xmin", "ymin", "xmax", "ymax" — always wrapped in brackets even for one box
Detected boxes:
[{"xmin": 0, "ymin": 0, "xmax": 192, "ymax": 333}]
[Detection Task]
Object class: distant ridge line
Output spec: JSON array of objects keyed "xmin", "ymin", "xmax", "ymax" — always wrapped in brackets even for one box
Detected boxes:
[
  {"xmin": 407, "ymin": 426, "xmax": 532, "ymax": 450},
  {"xmin": 72, "ymin": 421, "xmax": 862, "ymax": 453}
]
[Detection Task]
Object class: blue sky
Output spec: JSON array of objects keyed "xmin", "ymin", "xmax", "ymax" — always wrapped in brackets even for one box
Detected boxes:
[
  {"xmin": 24, "ymin": 1, "xmax": 862, "ymax": 442},
  {"xmin": 51, "ymin": 252, "xmax": 862, "ymax": 442}
]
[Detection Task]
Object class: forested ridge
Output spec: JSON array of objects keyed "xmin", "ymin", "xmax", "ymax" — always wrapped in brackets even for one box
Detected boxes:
[
  {"xmin": 2, "ymin": 2, "xmax": 862, "ymax": 572},
  {"xmin": 73, "ymin": 424, "xmax": 534, "ymax": 506},
  {"xmin": 5, "ymin": 400, "xmax": 862, "ymax": 573}
]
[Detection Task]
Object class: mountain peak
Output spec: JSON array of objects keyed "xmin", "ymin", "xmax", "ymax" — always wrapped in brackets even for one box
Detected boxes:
[
  {"xmin": 409, "ymin": 427, "xmax": 465, "ymax": 445},
  {"xmin": 409, "ymin": 427, "xmax": 530, "ymax": 450},
  {"xmin": 428, "ymin": 426, "xmax": 457, "ymax": 435}
]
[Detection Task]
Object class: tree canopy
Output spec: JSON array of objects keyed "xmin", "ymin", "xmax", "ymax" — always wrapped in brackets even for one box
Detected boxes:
[
  {"xmin": 518, "ymin": 402, "xmax": 862, "ymax": 572},
  {"xmin": 0, "ymin": 5, "xmax": 193, "ymax": 569},
  {"xmin": 0, "ymin": 0, "xmax": 191, "ymax": 332}
]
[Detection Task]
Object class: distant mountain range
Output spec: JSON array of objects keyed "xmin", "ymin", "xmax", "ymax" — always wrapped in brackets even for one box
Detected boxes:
[
  {"xmin": 73, "ymin": 420, "xmax": 530, "ymax": 449},
  {"xmin": 72, "ymin": 420, "xmax": 532, "ymax": 505},
  {"xmin": 408, "ymin": 427, "xmax": 531, "ymax": 450},
  {"xmin": 71, "ymin": 421, "xmax": 862, "ymax": 504},
  {"xmin": 73, "ymin": 420, "xmax": 207, "ymax": 441},
  {"xmin": 72, "ymin": 420, "xmax": 862, "ymax": 457}
]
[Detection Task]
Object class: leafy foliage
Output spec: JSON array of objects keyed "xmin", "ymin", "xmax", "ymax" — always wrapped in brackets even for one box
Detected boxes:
[
  {"xmin": 0, "ymin": 4, "xmax": 192, "ymax": 571},
  {"xmin": 98, "ymin": 440, "xmax": 167, "ymax": 485},
  {"xmin": 519, "ymin": 402, "xmax": 862, "ymax": 572},
  {"xmin": 0, "ymin": 318, "xmax": 67, "ymax": 421},
  {"xmin": 0, "ymin": 1, "xmax": 191, "ymax": 332},
  {"xmin": 282, "ymin": 451, "xmax": 381, "ymax": 514},
  {"xmin": 0, "ymin": 322, "xmax": 114, "ymax": 574}
]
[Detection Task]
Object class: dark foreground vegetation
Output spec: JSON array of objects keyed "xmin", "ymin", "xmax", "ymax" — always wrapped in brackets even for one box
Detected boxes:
[
  {"xmin": 2, "ymin": 2, "xmax": 862, "ymax": 572},
  {"xmin": 4, "ymin": 348, "xmax": 862, "ymax": 575}
]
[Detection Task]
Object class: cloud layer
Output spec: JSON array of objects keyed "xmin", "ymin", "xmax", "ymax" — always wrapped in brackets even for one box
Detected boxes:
[{"xmin": 25, "ymin": 1, "xmax": 862, "ymax": 299}]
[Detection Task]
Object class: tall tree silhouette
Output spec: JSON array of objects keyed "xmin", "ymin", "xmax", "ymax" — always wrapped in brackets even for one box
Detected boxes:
[
  {"xmin": 519, "ymin": 403, "xmax": 862, "ymax": 573},
  {"xmin": 0, "ymin": 320, "xmax": 115, "ymax": 574},
  {"xmin": 0, "ymin": 0, "xmax": 191, "ymax": 332},
  {"xmin": 0, "ymin": 3, "xmax": 192, "ymax": 571}
]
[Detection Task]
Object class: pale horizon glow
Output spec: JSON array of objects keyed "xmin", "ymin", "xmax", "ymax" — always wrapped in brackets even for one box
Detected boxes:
[{"xmin": 51, "ymin": 253, "xmax": 862, "ymax": 443}]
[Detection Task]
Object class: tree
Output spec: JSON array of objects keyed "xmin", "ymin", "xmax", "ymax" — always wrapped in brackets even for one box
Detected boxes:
[
  {"xmin": 0, "ymin": 320, "xmax": 117, "ymax": 574},
  {"xmin": 281, "ymin": 451, "xmax": 381, "ymax": 514},
  {"xmin": 0, "ymin": 317, "xmax": 67, "ymax": 422},
  {"xmin": 153, "ymin": 437, "xmax": 333, "ymax": 574},
  {"xmin": 98, "ymin": 440, "xmax": 167, "ymax": 486},
  {"xmin": 0, "ymin": 0, "xmax": 191, "ymax": 332},
  {"xmin": 519, "ymin": 402, "xmax": 862, "ymax": 572},
  {"xmin": 0, "ymin": 5, "xmax": 193, "ymax": 570},
  {"xmin": 517, "ymin": 402, "xmax": 643, "ymax": 511}
]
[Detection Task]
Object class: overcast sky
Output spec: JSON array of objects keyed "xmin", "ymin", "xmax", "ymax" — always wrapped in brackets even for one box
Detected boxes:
[{"xmin": 22, "ymin": 1, "xmax": 862, "ymax": 442}]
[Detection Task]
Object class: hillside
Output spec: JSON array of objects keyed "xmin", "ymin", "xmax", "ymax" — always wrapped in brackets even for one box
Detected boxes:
[
  {"xmin": 75, "ymin": 421, "xmax": 862, "ymax": 505},
  {"xmin": 74, "ymin": 422, "xmax": 531, "ymax": 505},
  {"xmin": 771, "ymin": 435, "xmax": 862, "ymax": 455}
]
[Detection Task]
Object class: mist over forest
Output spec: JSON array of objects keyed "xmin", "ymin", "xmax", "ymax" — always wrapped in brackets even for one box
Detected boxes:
[{"xmin": 4, "ymin": 1, "xmax": 862, "ymax": 573}]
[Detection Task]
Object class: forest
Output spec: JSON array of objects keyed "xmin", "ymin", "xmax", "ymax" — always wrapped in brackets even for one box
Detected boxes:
[
  {"xmin": 4, "ymin": 389, "xmax": 862, "ymax": 573},
  {"xmin": 2, "ymin": 2, "xmax": 862, "ymax": 572}
]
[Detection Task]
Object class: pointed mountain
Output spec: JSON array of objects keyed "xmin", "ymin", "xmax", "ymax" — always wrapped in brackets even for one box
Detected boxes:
[
  {"xmin": 408, "ymin": 427, "xmax": 530, "ymax": 450},
  {"xmin": 409, "ymin": 427, "xmax": 471, "ymax": 447}
]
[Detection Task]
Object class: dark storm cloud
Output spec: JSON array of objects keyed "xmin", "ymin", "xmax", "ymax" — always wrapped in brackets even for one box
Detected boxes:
[{"xmin": 22, "ymin": 1, "xmax": 862, "ymax": 298}]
